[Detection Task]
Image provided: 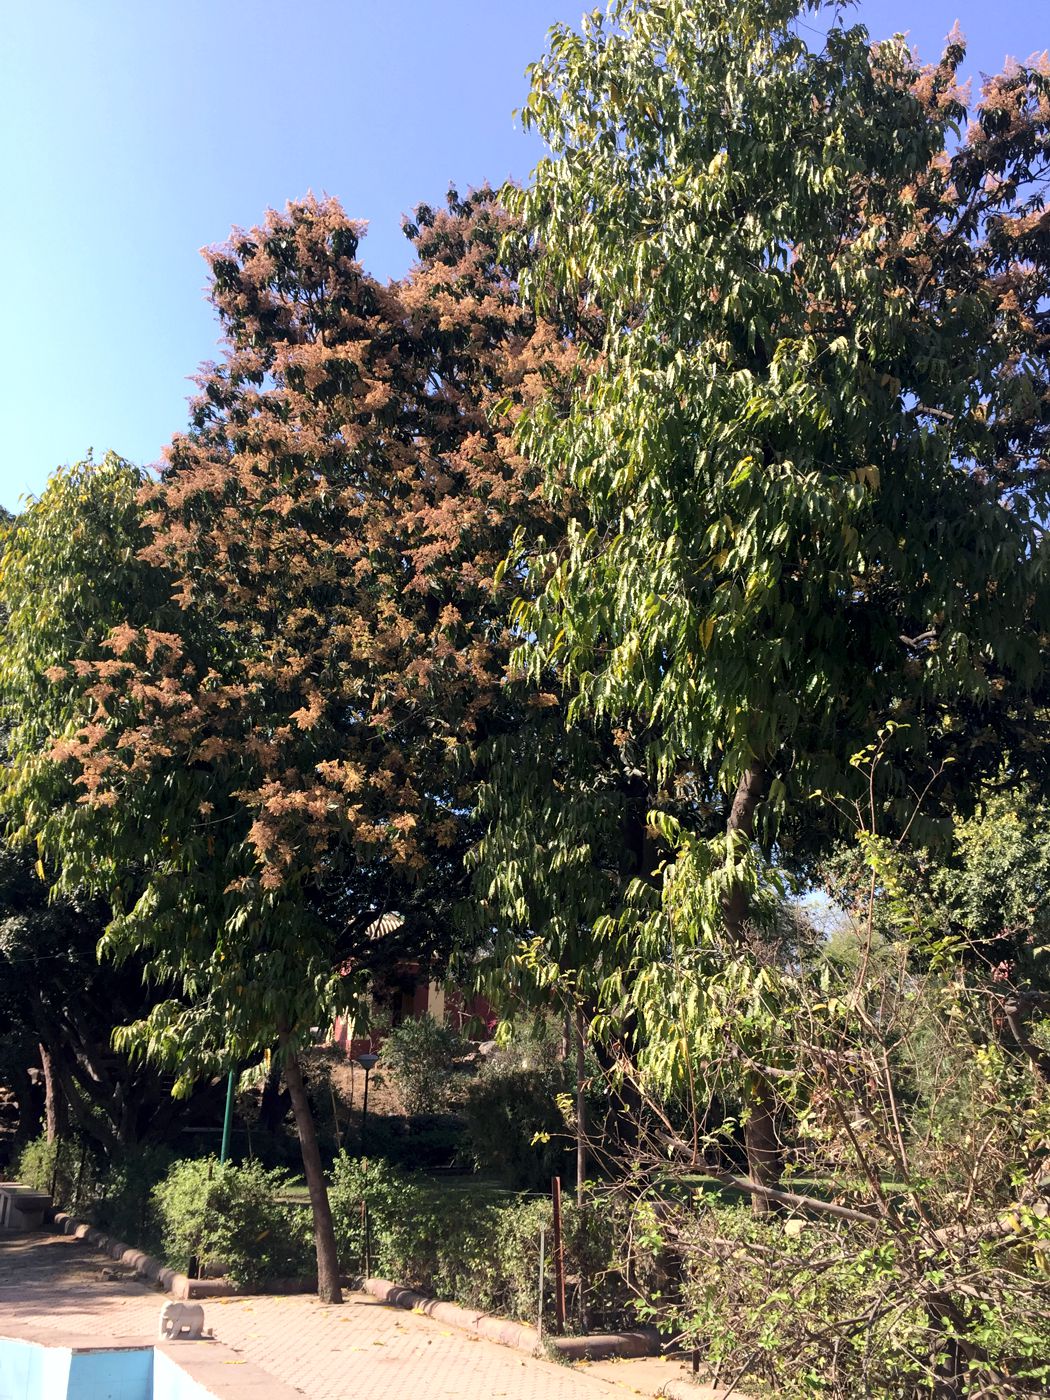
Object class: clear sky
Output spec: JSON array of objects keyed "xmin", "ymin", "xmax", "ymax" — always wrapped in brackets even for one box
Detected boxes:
[{"xmin": 1, "ymin": 1, "xmax": 1045, "ymax": 511}]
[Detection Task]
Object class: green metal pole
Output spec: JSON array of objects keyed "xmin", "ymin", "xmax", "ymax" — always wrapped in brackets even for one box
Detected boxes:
[{"xmin": 220, "ymin": 1069, "xmax": 236, "ymax": 1164}]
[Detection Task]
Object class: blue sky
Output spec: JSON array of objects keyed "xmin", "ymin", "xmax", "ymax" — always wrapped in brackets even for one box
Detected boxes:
[{"xmin": 1, "ymin": 1, "xmax": 1045, "ymax": 511}]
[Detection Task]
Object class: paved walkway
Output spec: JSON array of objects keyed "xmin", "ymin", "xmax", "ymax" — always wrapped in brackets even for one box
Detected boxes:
[{"xmin": 0, "ymin": 1233, "xmax": 697, "ymax": 1400}]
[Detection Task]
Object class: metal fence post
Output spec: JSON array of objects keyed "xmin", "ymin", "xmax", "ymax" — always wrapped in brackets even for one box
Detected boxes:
[{"xmin": 537, "ymin": 1227, "xmax": 546, "ymax": 1339}]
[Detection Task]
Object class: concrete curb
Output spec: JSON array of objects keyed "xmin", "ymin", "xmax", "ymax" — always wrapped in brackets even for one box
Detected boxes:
[
  {"xmin": 362, "ymin": 1277, "xmax": 661, "ymax": 1360},
  {"xmin": 52, "ymin": 1211, "xmax": 239, "ymax": 1300}
]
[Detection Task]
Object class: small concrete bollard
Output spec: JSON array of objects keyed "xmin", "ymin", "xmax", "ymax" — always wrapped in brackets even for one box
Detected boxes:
[{"xmin": 158, "ymin": 1301, "xmax": 205, "ymax": 1340}]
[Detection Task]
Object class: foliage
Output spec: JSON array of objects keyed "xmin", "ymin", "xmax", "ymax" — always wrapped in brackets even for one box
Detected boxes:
[
  {"xmin": 591, "ymin": 819, "xmax": 1050, "ymax": 1396},
  {"xmin": 328, "ymin": 1153, "xmax": 622, "ymax": 1327},
  {"xmin": 89, "ymin": 1142, "xmax": 175, "ymax": 1249},
  {"xmin": 0, "ymin": 453, "xmax": 162, "ymax": 835},
  {"xmin": 511, "ymin": 0, "xmax": 1048, "ymax": 819},
  {"xmin": 820, "ymin": 782, "xmax": 1050, "ymax": 980},
  {"xmin": 152, "ymin": 1156, "xmax": 312, "ymax": 1288},
  {"xmin": 380, "ymin": 1014, "xmax": 465, "ymax": 1116},
  {"xmin": 500, "ymin": 0, "xmax": 1050, "ymax": 1201},
  {"xmin": 2, "ymin": 193, "xmax": 571, "ymax": 1086},
  {"xmin": 16, "ymin": 1133, "xmax": 93, "ymax": 1208},
  {"xmin": 18, "ymin": 1134, "xmax": 176, "ymax": 1251},
  {"xmin": 643, "ymin": 1196, "xmax": 1047, "ymax": 1399},
  {"xmin": 0, "ymin": 458, "xmax": 198, "ymax": 1154},
  {"xmin": 460, "ymin": 1029, "xmax": 577, "ymax": 1190},
  {"xmin": 0, "ymin": 846, "xmax": 203, "ymax": 1156},
  {"xmin": 928, "ymin": 786, "xmax": 1050, "ymax": 983},
  {"xmin": 0, "ymin": 192, "xmax": 573, "ymax": 1299}
]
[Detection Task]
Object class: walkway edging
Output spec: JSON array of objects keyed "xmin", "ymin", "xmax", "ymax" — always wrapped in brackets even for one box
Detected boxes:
[
  {"xmin": 362, "ymin": 1276, "xmax": 661, "ymax": 1360},
  {"xmin": 51, "ymin": 1210, "xmax": 238, "ymax": 1300}
]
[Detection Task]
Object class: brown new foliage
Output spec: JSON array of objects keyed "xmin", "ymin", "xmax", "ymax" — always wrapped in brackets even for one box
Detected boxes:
[{"xmin": 60, "ymin": 191, "xmax": 571, "ymax": 910}]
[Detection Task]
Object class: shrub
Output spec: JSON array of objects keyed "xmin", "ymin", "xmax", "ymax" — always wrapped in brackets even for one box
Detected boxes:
[
  {"xmin": 16, "ymin": 1134, "xmax": 94, "ymax": 1208},
  {"xmin": 380, "ymin": 1015, "xmax": 465, "ymax": 1116},
  {"xmin": 461, "ymin": 1060, "xmax": 572, "ymax": 1190},
  {"xmin": 16, "ymin": 1134, "xmax": 175, "ymax": 1253},
  {"xmin": 643, "ymin": 1195, "xmax": 1050, "ymax": 1399},
  {"xmin": 90, "ymin": 1143, "xmax": 174, "ymax": 1250},
  {"xmin": 152, "ymin": 1156, "xmax": 312, "ymax": 1288},
  {"xmin": 329, "ymin": 1154, "xmax": 426, "ymax": 1275},
  {"xmin": 328, "ymin": 1151, "xmax": 623, "ymax": 1327}
]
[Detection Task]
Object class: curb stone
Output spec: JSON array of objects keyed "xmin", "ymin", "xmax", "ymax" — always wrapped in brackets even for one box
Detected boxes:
[
  {"xmin": 363, "ymin": 1276, "xmax": 662, "ymax": 1361},
  {"xmin": 52, "ymin": 1210, "xmax": 239, "ymax": 1300}
]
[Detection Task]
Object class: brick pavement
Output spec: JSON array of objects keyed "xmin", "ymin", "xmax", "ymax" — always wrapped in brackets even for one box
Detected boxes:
[{"xmin": 0, "ymin": 1234, "xmax": 696, "ymax": 1400}]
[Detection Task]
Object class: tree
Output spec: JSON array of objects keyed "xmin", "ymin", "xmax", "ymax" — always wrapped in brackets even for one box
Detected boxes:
[
  {"xmin": 0, "ymin": 847, "xmax": 210, "ymax": 1158},
  {"xmin": 10, "ymin": 193, "xmax": 571, "ymax": 1300},
  {"xmin": 0, "ymin": 457, "xmax": 216, "ymax": 1158},
  {"xmin": 505, "ymin": 0, "xmax": 1050, "ymax": 1203}
]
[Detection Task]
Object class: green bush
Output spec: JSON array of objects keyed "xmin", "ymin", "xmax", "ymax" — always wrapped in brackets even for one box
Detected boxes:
[
  {"xmin": 328, "ymin": 1151, "xmax": 623, "ymax": 1327},
  {"xmin": 380, "ymin": 1015, "xmax": 465, "ymax": 1116},
  {"xmin": 16, "ymin": 1134, "xmax": 174, "ymax": 1252},
  {"xmin": 91, "ymin": 1143, "xmax": 174, "ymax": 1250},
  {"xmin": 329, "ymin": 1154, "xmax": 426, "ymax": 1274},
  {"xmin": 461, "ymin": 1060, "xmax": 572, "ymax": 1190},
  {"xmin": 152, "ymin": 1156, "xmax": 312, "ymax": 1289},
  {"xmin": 656, "ymin": 1196, "xmax": 1050, "ymax": 1399},
  {"xmin": 16, "ymin": 1134, "xmax": 94, "ymax": 1208}
]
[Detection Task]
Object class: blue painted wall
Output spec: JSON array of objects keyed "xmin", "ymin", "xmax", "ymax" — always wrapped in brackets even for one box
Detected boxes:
[
  {"xmin": 0, "ymin": 1339, "xmax": 67, "ymax": 1400},
  {"xmin": 0, "ymin": 1340, "xmax": 156, "ymax": 1400},
  {"xmin": 68, "ymin": 1349, "xmax": 152, "ymax": 1399}
]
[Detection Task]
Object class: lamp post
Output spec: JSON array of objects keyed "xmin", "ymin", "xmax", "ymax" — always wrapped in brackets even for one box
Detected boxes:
[{"xmin": 354, "ymin": 1052, "xmax": 379, "ymax": 1156}]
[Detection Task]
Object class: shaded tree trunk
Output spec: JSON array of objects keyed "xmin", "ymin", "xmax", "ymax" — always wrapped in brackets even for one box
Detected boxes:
[
  {"xmin": 38, "ymin": 1043, "xmax": 65, "ymax": 1143},
  {"xmin": 722, "ymin": 763, "xmax": 765, "ymax": 944},
  {"xmin": 48, "ymin": 1053, "xmax": 120, "ymax": 1157},
  {"xmin": 575, "ymin": 1005, "xmax": 587, "ymax": 1206},
  {"xmin": 723, "ymin": 762, "xmax": 781, "ymax": 1215},
  {"xmin": 283, "ymin": 1048, "xmax": 343, "ymax": 1304},
  {"xmin": 742, "ymin": 1078, "xmax": 780, "ymax": 1215},
  {"xmin": 259, "ymin": 1055, "xmax": 289, "ymax": 1132}
]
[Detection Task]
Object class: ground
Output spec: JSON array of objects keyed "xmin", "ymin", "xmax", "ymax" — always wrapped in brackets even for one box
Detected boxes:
[{"xmin": 0, "ymin": 1232, "xmax": 707, "ymax": 1400}]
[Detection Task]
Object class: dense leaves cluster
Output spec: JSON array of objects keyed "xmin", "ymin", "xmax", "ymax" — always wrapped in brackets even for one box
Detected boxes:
[{"xmin": 510, "ymin": 0, "xmax": 1049, "ymax": 842}]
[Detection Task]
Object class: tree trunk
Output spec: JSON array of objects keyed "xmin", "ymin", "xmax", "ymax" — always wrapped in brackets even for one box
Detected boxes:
[
  {"xmin": 722, "ymin": 763, "xmax": 765, "ymax": 944},
  {"xmin": 259, "ymin": 1055, "xmax": 289, "ymax": 1132},
  {"xmin": 743, "ymin": 1075, "xmax": 780, "ymax": 1217},
  {"xmin": 51, "ymin": 1055, "xmax": 119, "ymax": 1157},
  {"xmin": 575, "ymin": 1006, "xmax": 587, "ymax": 1206},
  {"xmin": 38, "ymin": 1043, "xmax": 65, "ymax": 1143},
  {"xmin": 722, "ymin": 763, "xmax": 781, "ymax": 1215},
  {"xmin": 283, "ymin": 1049, "xmax": 343, "ymax": 1304}
]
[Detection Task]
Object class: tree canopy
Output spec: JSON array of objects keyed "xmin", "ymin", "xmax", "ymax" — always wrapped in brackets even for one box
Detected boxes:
[
  {"xmin": 498, "ymin": 0, "xmax": 1050, "ymax": 1193},
  {"xmin": 0, "ymin": 190, "xmax": 574, "ymax": 1299},
  {"xmin": 505, "ymin": 0, "xmax": 1050, "ymax": 905}
]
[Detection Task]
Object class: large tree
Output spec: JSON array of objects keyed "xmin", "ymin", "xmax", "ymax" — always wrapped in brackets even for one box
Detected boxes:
[
  {"xmin": 0, "ymin": 847, "xmax": 211, "ymax": 1158},
  {"xmin": 10, "ymin": 193, "xmax": 570, "ymax": 1299},
  {"xmin": 0, "ymin": 458, "xmax": 220, "ymax": 1152},
  {"xmin": 505, "ymin": 0, "xmax": 1050, "ymax": 1200}
]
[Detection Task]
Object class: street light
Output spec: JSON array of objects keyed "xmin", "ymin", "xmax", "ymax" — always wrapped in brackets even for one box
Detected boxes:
[{"xmin": 354, "ymin": 1052, "xmax": 380, "ymax": 1156}]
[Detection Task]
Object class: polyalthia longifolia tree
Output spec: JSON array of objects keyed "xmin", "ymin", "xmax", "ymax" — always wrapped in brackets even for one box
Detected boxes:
[
  {"xmin": 506, "ymin": 0, "xmax": 1050, "ymax": 1205},
  {"xmin": 15, "ymin": 194, "xmax": 570, "ymax": 1300}
]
